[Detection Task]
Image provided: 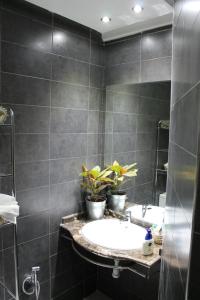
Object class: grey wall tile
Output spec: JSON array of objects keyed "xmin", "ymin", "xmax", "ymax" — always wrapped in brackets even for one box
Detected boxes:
[
  {"xmin": 50, "ymin": 108, "xmax": 88, "ymax": 133},
  {"xmin": 135, "ymin": 182, "xmax": 153, "ymax": 204},
  {"xmin": 135, "ymin": 150, "xmax": 155, "ymax": 169},
  {"xmin": 87, "ymin": 134, "xmax": 102, "ymax": 155},
  {"xmin": 171, "ymin": 86, "xmax": 199, "ymax": 155},
  {"xmin": 17, "ymin": 212, "xmax": 49, "ymax": 244},
  {"xmin": 106, "ymin": 62, "xmax": 140, "ymax": 85},
  {"xmin": 2, "ymin": 10, "xmax": 52, "ymax": 52},
  {"xmin": 137, "ymin": 116, "xmax": 156, "ymax": 133},
  {"xmin": 53, "ymin": 13, "xmax": 90, "ymax": 39},
  {"xmin": 2, "ymin": 0, "xmax": 52, "ymax": 25},
  {"xmin": 135, "ymin": 168, "xmax": 154, "ymax": 185},
  {"xmin": 104, "ymin": 112, "xmax": 113, "ymax": 133},
  {"xmin": 91, "ymin": 41, "xmax": 104, "ymax": 66},
  {"xmin": 2, "ymin": 73, "xmax": 50, "ymax": 106},
  {"xmin": 136, "ymin": 133, "xmax": 156, "ymax": 151},
  {"xmin": 138, "ymin": 97, "xmax": 169, "ymax": 119},
  {"xmin": 106, "ymin": 36, "xmax": 140, "ymax": 66},
  {"xmin": 113, "ymin": 133, "xmax": 136, "ymax": 153},
  {"xmin": 88, "ymin": 111, "xmax": 102, "ymax": 133},
  {"xmin": 2, "ymin": 42, "xmax": 52, "ymax": 79},
  {"xmin": 89, "ymin": 88, "xmax": 103, "ymax": 110},
  {"xmin": 139, "ymin": 81, "xmax": 171, "ymax": 100},
  {"xmin": 17, "ymin": 186, "xmax": 50, "ymax": 217},
  {"xmin": 51, "ymin": 81, "xmax": 89, "ymax": 109},
  {"xmin": 50, "ymin": 180, "xmax": 81, "ymax": 211},
  {"xmin": 112, "ymin": 92, "xmax": 139, "ymax": 114},
  {"xmin": 11, "ymin": 105, "xmax": 50, "ymax": 134},
  {"xmin": 50, "ymin": 134, "xmax": 87, "ymax": 159},
  {"xmin": 86, "ymin": 155, "xmax": 103, "ymax": 168},
  {"xmin": 90, "ymin": 65, "xmax": 104, "ymax": 88},
  {"xmin": 113, "ymin": 113, "xmax": 137, "ymax": 133},
  {"xmin": 141, "ymin": 57, "xmax": 171, "ymax": 82},
  {"xmin": 50, "ymin": 157, "xmax": 85, "ymax": 185},
  {"xmin": 112, "ymin": 151, "xmax": 136, "ymax": 165},
  {"xmin": 141, "ymin": 29, "xmax": 172, "ymax": 60},
  {"xmin": 52, "ymin": 55, "xmax": 89, "ymax": 85},
  {"xmin": 15, "ymin": 160, "xmax": 49, "ymax": 191},
  {"xmin": 15, "ymin": 134, "xmax": 49, "ymax": 162},
  {"xmin": 53, "ymin": 29, "xmax": 90, "ymax": 62}
]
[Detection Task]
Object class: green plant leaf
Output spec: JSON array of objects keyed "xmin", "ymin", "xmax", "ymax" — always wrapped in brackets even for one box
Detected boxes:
[{"xmin": 99, "ymin": 177, "xmax": 114, "ymax": 183}]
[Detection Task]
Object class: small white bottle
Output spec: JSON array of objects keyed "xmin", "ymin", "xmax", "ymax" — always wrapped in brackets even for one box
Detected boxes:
[{"xmin": 143, "ymin": 228, "xmax": 154, "ymax": 256}]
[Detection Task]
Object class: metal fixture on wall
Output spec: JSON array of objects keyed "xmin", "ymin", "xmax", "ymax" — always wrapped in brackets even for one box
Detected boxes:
[
  {"xmin": 153, "ymin": 120, "xmax": 169, "ymax": 205},
  {"xmin": 0, "ymin": 107, "xmax": 20, "ymax": 300},
  {"xmin": 22, "ymin": 266, "xmax": 40, "ymax": 300}
]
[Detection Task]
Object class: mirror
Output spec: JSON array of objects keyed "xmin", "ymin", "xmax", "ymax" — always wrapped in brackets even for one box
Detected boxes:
[{"xmin": 103, "ymin": 81, "xmax": 171, "ymax": 206}]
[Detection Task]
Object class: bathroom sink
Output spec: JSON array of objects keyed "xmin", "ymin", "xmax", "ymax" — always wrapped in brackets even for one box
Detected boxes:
[
  {"xmin": 81, "ymin": 219, "xmax": 146, "ymax": 250},
  {"xmin": 127, "ymin": 205, "xmax": 164, "ymax": 227}
]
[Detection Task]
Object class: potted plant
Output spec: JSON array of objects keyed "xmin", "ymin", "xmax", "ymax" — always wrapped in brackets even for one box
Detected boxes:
[
  {"xmin": 107, "ymin": 161, "xmax": 138, "ymax": 212},
  {"xmin": 80, "ymin": 165, "xmax": 113, "ymax": 220}
]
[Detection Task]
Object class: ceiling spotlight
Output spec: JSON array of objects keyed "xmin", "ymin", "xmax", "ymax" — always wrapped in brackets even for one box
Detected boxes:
[
  {"xmin": 133, "ymin": 4, "xmax": 143, "ymax": 14},
  {"xmin": 101, "ymin": 16, "xmax": 111, "ymax": 23}
]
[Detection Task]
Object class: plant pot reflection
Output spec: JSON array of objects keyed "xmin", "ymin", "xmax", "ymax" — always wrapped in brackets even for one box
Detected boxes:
[{"xmin": 108, "ymin": 192, "xmax": 127, "ymax": 212}]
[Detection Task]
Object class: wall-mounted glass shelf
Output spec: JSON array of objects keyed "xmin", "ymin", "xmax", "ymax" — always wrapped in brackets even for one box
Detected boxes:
[
  {"xmin": 0, "ymin": 123, "xmax": 12, "ymax": 127},
  {"xmin": 156, "ymin": 169, "xmax": 167, "ymax": 174},
  {"xmin": 0, "ymin": 173, "xmax": 12, "ymax": 178}
]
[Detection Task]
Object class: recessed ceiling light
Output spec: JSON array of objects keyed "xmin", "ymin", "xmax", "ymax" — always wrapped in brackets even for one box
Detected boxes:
[
  {"xmin": 101, "ymin": 16, "xmax": 111, "ymax": 23},
  {"xmin": 132, "ymin": 4, "xmax": 143, "ymax": 14}
]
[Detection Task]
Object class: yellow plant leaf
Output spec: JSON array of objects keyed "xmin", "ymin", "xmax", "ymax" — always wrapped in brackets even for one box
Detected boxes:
[
  {"xmin": 125, "ymin": 170, "xmax": 138, "ymax": 177},
  {"xmin": 113, "ymin": 161, "xmax": 119, "ymax": 166},
  {"xmin": 91, "ymin": 165, "xmax": 101, "ymax": 172},
  {"xmin": 124, "ymin": 163, "xmax": 137, "ymax": 170},
  {"xmin": 117, "ymin": 176, "xmax": 124, "ymax": 182}
]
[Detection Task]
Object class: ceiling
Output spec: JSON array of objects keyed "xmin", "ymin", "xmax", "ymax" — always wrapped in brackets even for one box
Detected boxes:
[{"xmin": 27, "ymin": 0, "xmax": 173, "ymax": 41}]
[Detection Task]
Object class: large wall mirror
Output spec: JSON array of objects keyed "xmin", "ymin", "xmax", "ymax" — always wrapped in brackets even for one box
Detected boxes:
[{"xmin": 103, "ymin": 81, "xmax": 171, "ymax": 206}]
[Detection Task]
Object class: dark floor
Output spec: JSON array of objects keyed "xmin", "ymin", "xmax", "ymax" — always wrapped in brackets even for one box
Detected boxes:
[{"xmin": 85, "ymin": 290, "xmax": 111, "ymax": 300}]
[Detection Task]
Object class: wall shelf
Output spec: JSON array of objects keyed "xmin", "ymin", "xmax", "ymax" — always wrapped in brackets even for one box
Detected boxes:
[
  {"xmin": 0, "ymin": 106, "xmax": 19, "ymax": 300},
  {"xmin": 156, "ymin": 169, "xmax": 167, "ymax": 174},
  {"xmin": 0, "ymin": 173, "xmax": 12, "ymax": 178}
]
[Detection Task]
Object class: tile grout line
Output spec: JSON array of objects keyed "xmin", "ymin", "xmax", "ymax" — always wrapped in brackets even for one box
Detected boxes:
[
  {"xmin": 86, "ymin": 30, "xmax": 92, "ymax": 164},
  {"xmin": 48, "ymin": 14, "xmax": 54, "ymax": 297}
]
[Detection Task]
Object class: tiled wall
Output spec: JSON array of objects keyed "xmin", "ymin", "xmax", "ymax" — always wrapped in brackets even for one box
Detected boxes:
[
  {"xmin": 105, "ymin": 27, "xmax": 172, "ymax": 85},
  {"xmin": 104, "ymin": 82, "xmax": 170, "ymax": 205},
  {"xmin": 0, "ymin": 1, "xmax": 173, "ymax": 300},
  {"xmin": 159, "ymin": 1, "xmax": 200, "ymax": 299},
  {"xmin": 0, "ymin": 0, "xmax": 104, "ymax": 299}
]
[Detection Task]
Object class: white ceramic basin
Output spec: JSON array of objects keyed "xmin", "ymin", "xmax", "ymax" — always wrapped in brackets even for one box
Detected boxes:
[
  {"xmin": 127, "ymin": 205, "xmax": 164, "ymax": 227},
  {"xmin": 81, "ymin": 219, "xmax": 146, "ymax": 250}
]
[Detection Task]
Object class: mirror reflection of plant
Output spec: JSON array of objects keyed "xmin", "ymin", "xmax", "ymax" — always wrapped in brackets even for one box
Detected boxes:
[
  {"xmin": 80, "ymin": 165, "xmax": 113, "ymax": 201},
  {"xmin": 107, "ymin": 161, "xmax": 138, "ymax": 192}
]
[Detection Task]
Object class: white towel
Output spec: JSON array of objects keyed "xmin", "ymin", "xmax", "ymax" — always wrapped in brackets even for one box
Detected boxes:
[{"xmin": 0, "ymin": 193, "xmax": 19, "ymax": 224}]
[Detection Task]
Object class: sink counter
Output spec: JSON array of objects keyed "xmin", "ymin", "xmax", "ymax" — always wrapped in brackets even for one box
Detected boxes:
[{"xmin": 60, "ymin": 214, "xmax": 161, "ymax": 268}]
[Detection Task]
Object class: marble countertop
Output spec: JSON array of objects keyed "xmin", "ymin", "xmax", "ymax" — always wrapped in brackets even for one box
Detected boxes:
[{"xmin": 60, "ymin": 213, "xmax": 161, "ymax": 267}]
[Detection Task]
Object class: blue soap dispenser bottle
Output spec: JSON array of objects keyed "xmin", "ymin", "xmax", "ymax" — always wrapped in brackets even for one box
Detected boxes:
[{"xmin": 142, "ymin": 228, "xmax": 154, "ymax": 256}]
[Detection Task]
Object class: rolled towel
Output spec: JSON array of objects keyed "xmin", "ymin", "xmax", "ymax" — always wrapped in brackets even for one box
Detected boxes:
[
  {"xmin": 0, "ymin": 193, "xmax": 16, "ymax": 205},
  {"xmin": 0, "ymin": 193, "xmax": 19, "ymax": 224}
]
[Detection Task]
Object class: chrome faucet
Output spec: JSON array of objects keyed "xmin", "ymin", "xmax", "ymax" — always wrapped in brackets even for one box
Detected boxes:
[
  {"xmin": 142, "ymin": 205, "xmax": 147, "ymax": 218},
  {"xmin": 124, "ymin": 210, "xmax": 132, "ymax": 222}
]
